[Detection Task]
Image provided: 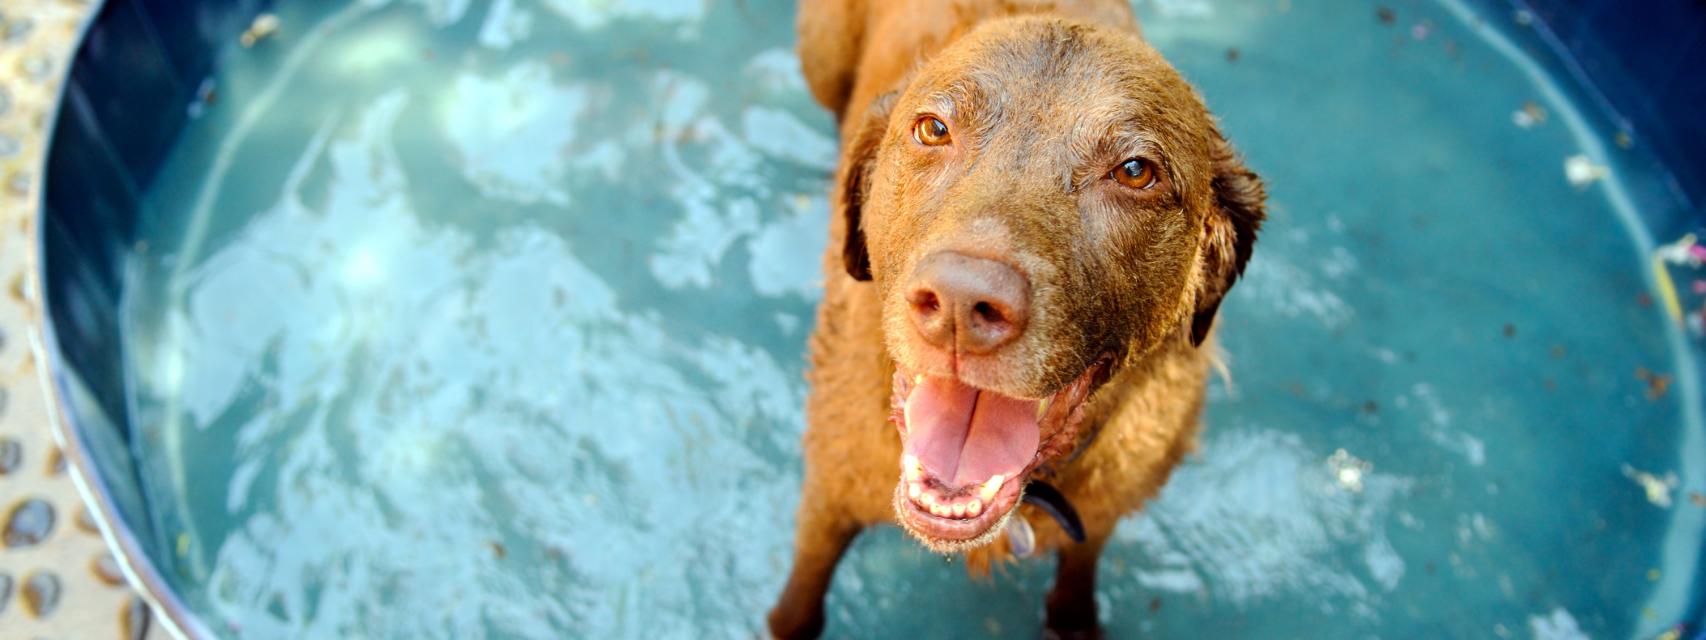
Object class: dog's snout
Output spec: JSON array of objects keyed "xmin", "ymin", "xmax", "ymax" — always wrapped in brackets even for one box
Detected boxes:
[{"xmin": 905, "ymin": 251, "xmax": 1031, "ymax": 355}]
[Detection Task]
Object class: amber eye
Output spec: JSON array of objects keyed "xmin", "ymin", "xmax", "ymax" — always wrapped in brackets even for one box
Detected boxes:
[
  {"xmin": 1111, "ymin": 158, "xmax": 1157, "ymax": 189},
  {"xmin": 913, "ymin": 116, "xmax": 952, "ymax": 146}
]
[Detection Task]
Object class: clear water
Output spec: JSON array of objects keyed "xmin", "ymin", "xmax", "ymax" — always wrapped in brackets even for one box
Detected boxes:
[{"xmin": 120, "ymin": 0, "xmax": 1704, "ymax": 638}]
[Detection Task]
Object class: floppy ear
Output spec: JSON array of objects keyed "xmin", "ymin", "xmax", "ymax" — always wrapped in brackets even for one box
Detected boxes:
[
  {"xmin": 837, "ymin": 92, "xmax": 897, "ymax": 281},
  {"xmin": 1190, "ymin": 136, "xmax": 1266, "ymax": 346}
]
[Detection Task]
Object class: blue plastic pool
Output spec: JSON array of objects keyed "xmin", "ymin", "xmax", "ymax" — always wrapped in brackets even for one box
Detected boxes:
[{"xmin": 38, "ymin": 0, "xmax": 1706, "ymax": 638}]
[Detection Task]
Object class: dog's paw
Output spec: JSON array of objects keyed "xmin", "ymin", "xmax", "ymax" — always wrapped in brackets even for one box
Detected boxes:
[
  {"xmin": 765, "ymin": 607, "xmax": 825, "ymax": 640},
  {"xmin": 1040, "ymin": 625, "xmax": 1105, "ymax": 640}
]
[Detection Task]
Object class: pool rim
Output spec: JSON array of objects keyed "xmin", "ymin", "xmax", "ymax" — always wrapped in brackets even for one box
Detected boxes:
[{"xmin": 28, "ymin": 3, "xmax": 216, "ymax": 638}]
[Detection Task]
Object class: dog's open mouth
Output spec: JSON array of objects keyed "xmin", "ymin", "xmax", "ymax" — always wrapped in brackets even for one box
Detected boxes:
[{"xmin": 888, "ymin": 359, "xmax": 1107, "ymax": 551}]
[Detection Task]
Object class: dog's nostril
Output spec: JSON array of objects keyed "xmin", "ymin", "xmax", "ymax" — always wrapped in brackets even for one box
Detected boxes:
[
  {"xmin": 910, "ymin": 290, "xmax": 941, "ymax": 314},
  {"xmin": 971, "ymin": 301, "xmax": 1003, "ymax": 325}
]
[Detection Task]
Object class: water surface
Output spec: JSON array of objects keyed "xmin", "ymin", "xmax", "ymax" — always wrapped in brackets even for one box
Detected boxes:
[{"xmin": 122, "ymin": 0, "xmax": 1703, "ymax": 637}]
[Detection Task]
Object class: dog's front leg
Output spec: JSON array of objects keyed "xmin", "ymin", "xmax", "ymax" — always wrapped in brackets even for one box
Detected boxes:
[
  {"xmin": 767, "ymin": 502, "xmax": 861, "ymax": 640},
  {"xmin": 1043, "ymin": 530, "xmax": 1110, "ymax": 640}
]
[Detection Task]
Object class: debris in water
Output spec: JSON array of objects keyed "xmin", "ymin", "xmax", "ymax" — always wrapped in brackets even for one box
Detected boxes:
[
  {"xmin": 240, "ymin": 13, "xmax": 280, "ymax": 48},
  {"xmin": 1513, "ymin": 9, "xmax": 1534, "ymax": 26},
  {"xmin": 1655, "ymin": 233, "xmax": 1702, "ymax": 267},
  {"xmin": 1511, "ymin": 101, "xmax": 1548, "ymax": 128},
  {"xmin": 1615, "ymin": 131, "xmax": 1634, "ymax": 149},
  {"xmin": 1225, "ymin": 47, "xmax": 1241, "ymax": 62},
  {"xmin": 1635, "ymin": 367, "xmax": 1672, "ymax": 400},
  {"xmin": 1621, "ymin": 464, "xmax": 1677, "ymax": 508},
  {"xmin": 1327, "ymin": 448, "xmax": 1371, "ymax": 493},
  {"xmin": 1563, "ymin": 154, "xmax": 1608, "ymax": 188},
  {"xmin": 1377, "ymin": 6, "xmax": 1395, "ymax": 25},
  {"xmin": 1410, "ymin": 21, "xmax": 1431, "ymax": 40},
  {"xmin": 1689, "ymin": 492, "xmax": 1706, "ymax": 508},
  {"xmin": 188, "ymin": 79, "xmax": 218, "ymax": 118}
]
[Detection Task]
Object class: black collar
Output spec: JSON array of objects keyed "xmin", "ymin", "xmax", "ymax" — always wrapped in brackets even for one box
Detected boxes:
[{"xmin": 1022, "ymin": 479, "xmax": 1085, "ymax": 543}]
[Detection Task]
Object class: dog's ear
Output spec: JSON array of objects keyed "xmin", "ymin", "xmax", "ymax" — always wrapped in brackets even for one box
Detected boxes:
[
  {"xmin": 1190, "ymin": 135, "xmax": 1265, "ymax": 347},
  {"xmin": 837, "ymin": 92, "xmax": 897, "ymax": 281}
]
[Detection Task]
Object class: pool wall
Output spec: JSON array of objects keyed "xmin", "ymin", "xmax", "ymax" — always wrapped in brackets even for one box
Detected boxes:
[
  {"xmin": 34, "ymin": 1, "xmax": 1706, "ymax": 638},
  {"xmin": 39, "ymin": 1, "xmax": 267, "ymax": 637},
  {"xmin": 1517, "ymin": 0, "xmax": 1706, "ymax": 223}
]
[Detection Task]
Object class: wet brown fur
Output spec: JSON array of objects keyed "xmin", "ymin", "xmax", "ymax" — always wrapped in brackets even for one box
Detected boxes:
[{"xmin": 770, "ymin": 1, "xmax": 1265, "ymax": 637}]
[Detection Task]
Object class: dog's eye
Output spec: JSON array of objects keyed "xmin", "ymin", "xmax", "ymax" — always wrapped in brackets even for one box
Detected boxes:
[
  {"xmin": 913, "ymin": 116, "xmax": 952, "ymax": 146},
  {"xmin": 1111, "ymin": 158, "xmax": 1157, "ymax": 190}
]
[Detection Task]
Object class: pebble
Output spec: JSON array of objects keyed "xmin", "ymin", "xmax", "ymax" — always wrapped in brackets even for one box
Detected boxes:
[
  {"xmin": 92, "ymin": 553, "xmax": 125, "ymax": 586},
  {"xmin": 4, "ymin": 498, "xmax": 55, "ymax": 547},
  {"xmin": 124, "ymin": 596, "xmax": 152, "ymax": 639},
  {"xmin": 75, "ymin": 505, "xmax": 100, "ymax": 533},
  {"xmin": 21, "ymin": 570, "xmax": 61, "ymax": 618},
  {"xmin": 0, "ymin": 436, "xmax": 20, "ymax": 474},
  {"xmin": 3, "ymin": 15, "xmax": 32, "ymax": 43},
  {"xmin": 19, "ymin": 53, "xmax": 52, "ymax": 80},
  {"xmin": 7, "ymin": 169, "xmax": 31, "ymax": 197}
]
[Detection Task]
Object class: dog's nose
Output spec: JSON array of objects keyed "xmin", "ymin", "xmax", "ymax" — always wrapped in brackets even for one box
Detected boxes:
[{"xmin": 905, "ymin": 251, "xmax": 1030, "ymax": 355}]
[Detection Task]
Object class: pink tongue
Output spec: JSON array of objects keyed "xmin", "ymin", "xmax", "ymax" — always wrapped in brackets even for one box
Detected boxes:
[{"xmin": 903, "ymin": 376, "xmax": 1041, "ymax": 487}]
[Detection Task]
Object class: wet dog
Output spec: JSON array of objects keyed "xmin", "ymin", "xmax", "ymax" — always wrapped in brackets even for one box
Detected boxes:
[{"xmin": 769, "ymin": 1, "xmax": 1265, "ymax": 637}]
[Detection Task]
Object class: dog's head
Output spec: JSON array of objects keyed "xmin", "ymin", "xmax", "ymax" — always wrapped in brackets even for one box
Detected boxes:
[{"xmin": 835, "ymin": 17, "xmax": 1265, "ymax": 550}]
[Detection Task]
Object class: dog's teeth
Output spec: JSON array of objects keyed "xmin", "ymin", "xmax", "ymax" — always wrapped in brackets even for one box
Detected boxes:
[
  {"xmin": 914, "ymin": 374, "xmax": 924, "ymax": 385},
  {"xmin": 920, "ymin": 492, "xmax": 936, "ymax": 508},
  {"xmin": 979, "ymin": 474, "xmax": 1004, "ymax": 501},
  {"xmin": 1036, "ymin": 398, "xmax": 1051, "ymax": 420},
  {"xmin": 952, "ymin": 502, "xmax": 967, "ymax": 518},
  {"xmin": 931, "ymin": 503, "xmax": 949, "ymax": 517},
  {"xmin": 902, "ymin": 454, "xmax": 922, "ymax": 481},
  {"xmin": 908, "ymin": 482, "xmax": 923, "ymax": 501},
  {"xmin": 967, "ymin": 499, "xmax": 982, "ymax": 517}
]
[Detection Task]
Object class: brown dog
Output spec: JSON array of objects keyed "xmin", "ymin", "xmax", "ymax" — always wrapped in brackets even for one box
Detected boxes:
[{"xmin": 768, "ymin": 0, "xmax": 1265, "ymax": 637}]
